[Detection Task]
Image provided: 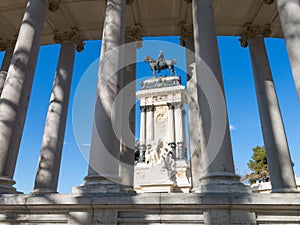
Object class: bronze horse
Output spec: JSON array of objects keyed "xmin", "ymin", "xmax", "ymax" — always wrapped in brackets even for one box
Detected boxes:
[{"xmin": 144, "ymin": 56, "xmax": 177, "ymax": 77}]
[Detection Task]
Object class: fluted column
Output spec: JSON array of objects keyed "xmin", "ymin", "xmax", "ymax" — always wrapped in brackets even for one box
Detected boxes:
[
  {"xmin": 192, "ymin": 0, "xmax": 245, "ymax": 193},
  {"xmin": 138, "ymin": 105, "xmax": 147, "ymax": 162},
  {"xmin": 174, "ymin": 102, "xmax": 185, "ymax": 160},
  {"xmin": 146, "ymin": 105, "xmax": 154, "ymax": 146},
  {"xmin": 167, "ymin": 103, "xmax": 175, "ymax": 147},
  {"xmin": 119, "ymin": 25, "xmax": 141, "ymax": 187},
  {"xmin": 0, "ymin": 0, "xmax": 49, "ymax": 193},
  {"xmin": 275, "ymin": 0, "xmax": 300, "ymax": 102},
  {"xmin": 0, "ymin": 39, "xmax": 15, "ymax": 72},
  {"xmin": 240, "ymin": 23, "xmax": 297, "ymax": 192},
  {"xmin": 33, "ymin": 29, "xmax": 84, "ymax": 194},
  {"xmin": 180, "ymin": 23, "xmax": 202, "ymax": 190},
  {"xmin": 77, "ymin": 0, "xmax": 126, "ymax": 194}
]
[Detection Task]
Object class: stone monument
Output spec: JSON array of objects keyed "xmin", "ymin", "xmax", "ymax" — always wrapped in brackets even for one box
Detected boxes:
[{"xmin": 134, "ymin": 51, "xmax": 191, "ymax": 193}]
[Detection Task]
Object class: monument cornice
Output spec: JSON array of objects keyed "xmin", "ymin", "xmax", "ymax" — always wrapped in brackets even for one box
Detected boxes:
[
  {"xmin": 53, "ymin": 28, "xmax": 84, "ymax": 52},
  {"xmin": 239, "ymin": 23, "xmax": 272, "ymax": 48}
]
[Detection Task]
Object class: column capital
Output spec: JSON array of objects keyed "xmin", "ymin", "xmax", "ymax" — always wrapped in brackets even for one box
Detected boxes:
[
  {"xmin": 0, "ymin": 38, "xmax": 16, "ymax": 51},
  {"xmin": 53, "ymin": 28, "xmax": 84, "ymax": 52},
  {"xmin": 146, "ymin": 105, "xmax": 154, "ymax": 112},
  {"xmin": 139, "ymin": 105, "xmax": 147, "ymax": 112},
  {"xmin": 126, "ymin": 25, "xmax": 142, "ymax": 48},
  {"xmin": 264, "ymin": 0, "xmax": 274, "ymax": 4},
  {"xmin": 239, "ymin": 23, "xmax": 272, "ymax": 48},
  {"xmin": 179, "ymin": 22, "xmax": 193, "ymax": 47},
  {"xmin": 173, "ymin": 102, "xmax": 182, "ymax": 109},
  {"xmin": 48, "ymin": 0, "xmax": 60, "ymax": 12},
  {"xmin": 167, "ymin": 102, "xmax": 174, "ymax": 109}
]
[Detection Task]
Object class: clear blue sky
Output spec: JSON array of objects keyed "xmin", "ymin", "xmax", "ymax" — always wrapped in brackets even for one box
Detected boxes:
[{"xmin": 0, "ymin": 36, "xmax": 299, "ymax": 194}]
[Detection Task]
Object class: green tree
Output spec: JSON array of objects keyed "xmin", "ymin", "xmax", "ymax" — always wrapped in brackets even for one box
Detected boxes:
[{"xmin": 244, "ymin": 146, "xmax": 269, "ymax": 184}]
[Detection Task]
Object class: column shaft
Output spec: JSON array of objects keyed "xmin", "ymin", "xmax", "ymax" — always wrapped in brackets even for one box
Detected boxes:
[
  {"xmin": 276, "ymin": 0, "xmax": 300, "ymax": 101},
  {"xmin": 138, "ymin": 106, "xmax": 146, "ymax": 162},
  {"xmin": 146, "ymin": 105, "xmax": 154, "ymax": 145},
  {"xmin": 119, "ymin": 36, "xmax": 137, "ymax": 187},
  {"xmin": 1, "ymin": 47, "xmax": 14, "ymax": 72},
  {"xmin": 174, "ymin": 103, "xmax": 184, "ymax": 159},
  {"xmin": 167, "ymin": 104, "xmax": 175, "ymax": 144},
  {"xmin": 192, "ymin": 0, "xmax": 235, "ymax": 176},
  {"xmin": 183, "ymin": 34, "xmax": 203, "ymax": 190},
  {"xmin": 0, "ymin": 0, "xmax": 47, "ymax": 193},
  {"xmin": 139, "ymin": 107, "xmax": 146, "ymax": 145},
  {"xmin": 83, "ymin": 0, "xmax": 125, "ymax": 191},
  {"xmin": 248, "ymin": 36, "xmax": 297, "ymax": 192},
  {"xmin": 33, "ymin": 41, "xmax": 76, "ymax": 193}
]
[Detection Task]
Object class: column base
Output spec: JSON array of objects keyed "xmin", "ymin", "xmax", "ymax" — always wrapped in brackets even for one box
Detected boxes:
[
  {"xmin": 0, "ymin": 176, "xmax": 21, "ymax": 194},
  {"xmin": 193, "ymin": 172, "xmax": 251, "ymax": 194},
  {"xmin": 31, "ymin": 188, "xmax": 58, "ymax": 194},
  {"xmin": 72, "ymin": 174, "xmax": 130, "ymax": 194},
  {"xmin": 271, "ymin": 187, "xmax": 299, "ymax": 193}
]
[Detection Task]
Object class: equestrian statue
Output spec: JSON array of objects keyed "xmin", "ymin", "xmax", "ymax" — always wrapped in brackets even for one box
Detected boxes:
[{"xmin": 144, "ymin": 50, "xmax": 177, "ymax": 77}]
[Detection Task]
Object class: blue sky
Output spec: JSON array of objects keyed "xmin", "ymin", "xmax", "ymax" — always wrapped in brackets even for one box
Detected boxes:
[{"xmin": 0, "ymin": 36, "xmax": 299, "ymax": 194}]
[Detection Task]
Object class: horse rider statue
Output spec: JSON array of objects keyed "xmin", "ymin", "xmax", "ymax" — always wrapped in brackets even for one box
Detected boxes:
[{"xmin": 144, "ymin": 50, "xmax": 177, "ymax": 78}]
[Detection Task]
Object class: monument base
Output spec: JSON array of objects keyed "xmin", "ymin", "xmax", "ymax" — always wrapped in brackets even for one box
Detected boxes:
[{"xmin": 134, "ymin": 161, "xmax": 191, "ymax": 193}]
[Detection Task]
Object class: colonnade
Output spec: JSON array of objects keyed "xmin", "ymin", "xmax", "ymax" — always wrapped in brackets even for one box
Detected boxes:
[{"xmin": 0, "ymin": 0, "xmax": 299, "ymax": 194}]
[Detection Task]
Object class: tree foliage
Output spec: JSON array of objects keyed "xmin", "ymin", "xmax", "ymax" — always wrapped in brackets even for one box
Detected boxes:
[{"xmin": 244, "ymin": 146, "xmax": 269, "ymax": 184}]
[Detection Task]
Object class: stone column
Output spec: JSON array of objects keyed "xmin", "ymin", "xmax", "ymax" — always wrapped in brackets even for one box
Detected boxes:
[
  {"xmin": 139, "ymin": 105, "xmax": 147, "ymax": 162},
  {"xmin": 0, "ymin": 39, "xmax": 15, "ymax": 72},
  {"xmin": 180, "ymin": 23, "xmax": 202, "ymax": 190},
  {"xmin": 174, "ymin": 102, "xmax": 185, "ymax": 160},
  {"xmin": 146, "ymin": 105, "xmax": 154, "ymax": 146},
  {"xmin": 240, "ymin": 23, "xmax": 297, "ymax": 192},
  {"xmin": 167, "ymin": 103, "xmax": 175, "ymax": 147},
  {"xmin": 119, "ymin": 25, "xmax": 141, "ymax": 187},
  {"xmin": 0, "ymin": 71, "xmax": 7, "ymax": 97},
  {"xmin": 75, "ymin": 0, "xmax": 126, "ymax": 194},
  {"xmin": 33, "ymin": 29, "xmax": 84, "ymax": 194},
  {"xmin": 0, "ymin": 0, "xmax": 49, "ymax": 194},
  {"xmin": 275, "ymin": 0, "xmax": 300, "ymax": 102},
  {"xmin": 192, "ymin": 0, "xmax": 245, "ymax": 193}
]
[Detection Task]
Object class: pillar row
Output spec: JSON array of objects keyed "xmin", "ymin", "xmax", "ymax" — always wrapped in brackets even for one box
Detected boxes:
[
  {"xmin": 240, "ymin": 23, "xmax": 297, "ymax": 192},
  {"xmin": 33, "ymin": 28, "xmax": 84, "ymax": 194},
  {"xmin": 0, "ymin": 0, "xmax": 48, "ymax": 194}
]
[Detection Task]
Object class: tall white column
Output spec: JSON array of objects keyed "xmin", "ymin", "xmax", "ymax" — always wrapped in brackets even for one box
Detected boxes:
[
  {"xmin": 275, "ymin": 0, "xmax": 300, "ymax": 102},
  {"xmin": 180, "ymin": 24, "xmax": 203, "ymax": 190},
  {"xmin": 240, "ymin": 24, "xmax": 297, "ymax": 192},
  {"xmin": 78, "ymin": 0, "xmax": 126, "ymax": 194},
  {"xmin": 192, "ymin": 0, "xmax": 245, "ymax": 193},
  {"xmin": 146, "ymin": 105, "xmax": 154, "ymax": 145},
  {"xmin": 33, "ymin": 29, "xmax": 83, "ymax": 194},
  {"xmin": 174, "ymin": 102, "xmax": 184, "ymax": 159},
  {"xmin": 139, "ymin": 105, "xmax": 147, "ymax": 162},
  {"xmin": 0, "ymin": 40, "xmax": 15, "ymax": 72},
  {"xmin": 119, "ymin": 26, "xmax": 141, "ymax": 187},
  {"xmin": 167, "ymin": 103, "xmax": 175, "ymax": 145},
  {"xmin": 0, "ymin": 0, "xmax": 48, "ymax": 193}
]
